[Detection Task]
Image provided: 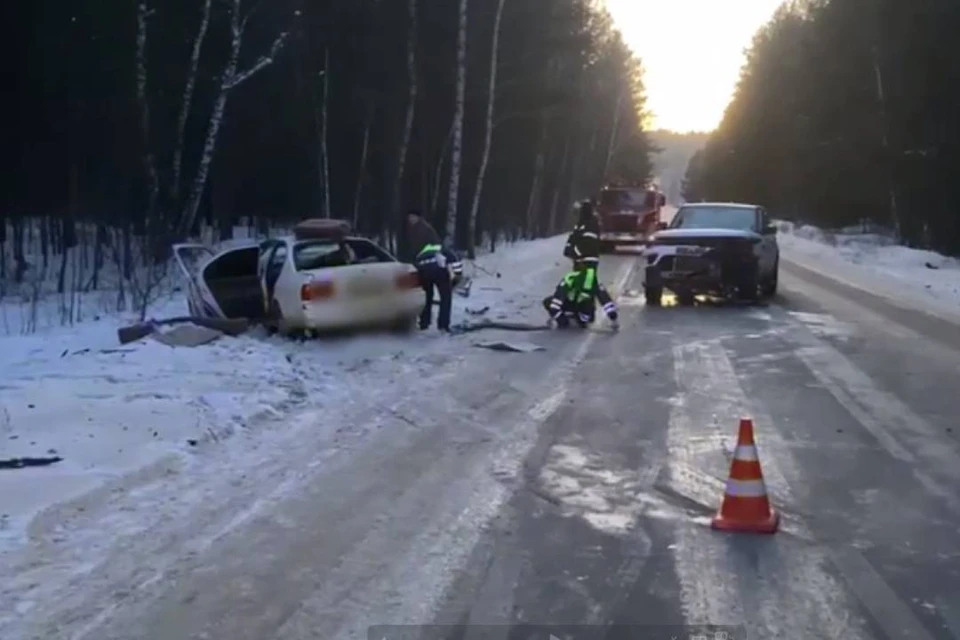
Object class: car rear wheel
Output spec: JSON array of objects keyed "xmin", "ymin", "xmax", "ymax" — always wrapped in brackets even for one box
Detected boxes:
[
  {"xmin": 644, "ymin": 286, "xmax": 663, "ymax": 307},
  {"xmin": 267, "ymin": 299, "xmax": 291, "ymax": 336},
  {"xmin": 390, "ymin": 315, "xmax": 418, "ymax": 335}
]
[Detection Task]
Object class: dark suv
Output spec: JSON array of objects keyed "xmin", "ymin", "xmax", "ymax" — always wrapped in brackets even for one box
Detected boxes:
[{"xmin": 642, "ymin": 202, "xmax": 779, "ymax": 306}]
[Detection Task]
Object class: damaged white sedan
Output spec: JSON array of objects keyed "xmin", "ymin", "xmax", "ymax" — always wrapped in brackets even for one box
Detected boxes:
[{"xmin": 173, "ymin": 219, "xmax": 425, "ymax": 334}]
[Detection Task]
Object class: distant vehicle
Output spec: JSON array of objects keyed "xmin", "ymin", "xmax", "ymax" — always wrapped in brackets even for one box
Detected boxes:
[
  {"xmin": 642, "ymin": 202, "xmax": 779, "ymax": 306},
  {"xmin": 172, "ymin": 219, "xmax": 425, "ymax": 335},
  {"xmin": 596, "ymin": 183, "xmax": 665, "ymax": 253}
]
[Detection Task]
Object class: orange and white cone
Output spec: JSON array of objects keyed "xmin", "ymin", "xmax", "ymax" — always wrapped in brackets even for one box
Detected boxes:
[{"xmin": 711, "ymin": 417, "xmax": 779, "ymax": 534}]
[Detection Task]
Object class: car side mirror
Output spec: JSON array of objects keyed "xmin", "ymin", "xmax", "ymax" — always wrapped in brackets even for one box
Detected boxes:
[
  {"xmin": 762, "ymin": 224, "xmax": 777, "ymax": 235},
  {"xmin": 656, "ymin": 222, "xmax": 668, "ymax": 230}
]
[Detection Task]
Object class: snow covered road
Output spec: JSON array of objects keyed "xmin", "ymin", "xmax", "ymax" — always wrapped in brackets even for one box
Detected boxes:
[{"xmin": 3, "ymin": 226, "xmax": 960, "ymax": 639}]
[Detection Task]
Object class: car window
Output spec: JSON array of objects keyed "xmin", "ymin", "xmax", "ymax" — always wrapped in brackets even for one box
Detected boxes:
[
  {"xmin": 293, "ymin": 240, "xmax": 354, "ymax": 271},
  {"xmin": 202, "ymin": 247, "xmax": 261, "ymax": 280},
  {"xmin": 759, "ymin": 208, "xmax": 771, "ymax": 229},
  {"xmin": 670, "ymin": 206, "xmax": 758, "ymax": 231},
  {"xmin": 345, "ymin": 238, "xmax": 394, "ymax": 264},
  {"xmin": 269, "ymin": 244, "xmax": 287, "ymax": 269}
]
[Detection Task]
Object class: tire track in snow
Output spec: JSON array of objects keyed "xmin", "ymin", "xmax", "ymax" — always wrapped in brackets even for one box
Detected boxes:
[{"xmin": 668, "ymin": 338, "xmax": 873, "ymax": 639}]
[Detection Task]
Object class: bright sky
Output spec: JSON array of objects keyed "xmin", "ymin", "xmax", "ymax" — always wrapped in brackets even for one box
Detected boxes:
[{"xmin": 606, "ymin": 0, "xmax": 784, "ymax": 133}]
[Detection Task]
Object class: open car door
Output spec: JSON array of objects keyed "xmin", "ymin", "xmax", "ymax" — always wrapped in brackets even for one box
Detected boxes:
[{"xmin": 172, "ymin": 243, "xmax": 217, "ymax": 318}]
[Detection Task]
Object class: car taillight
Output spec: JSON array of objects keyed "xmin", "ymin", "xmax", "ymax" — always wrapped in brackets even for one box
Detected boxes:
[
  {"xmin": 395, "ymin": 271, "xmax": 419, "ymax": 290},
  {"xmin": 301, "ymin": 280, "xmax": 335, "ymax": 301}
]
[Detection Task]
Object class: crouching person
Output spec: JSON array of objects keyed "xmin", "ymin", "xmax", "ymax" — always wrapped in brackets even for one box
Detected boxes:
[{"xmin": 543, "ymin": 267, "xmax": 619, "ymax": 329}]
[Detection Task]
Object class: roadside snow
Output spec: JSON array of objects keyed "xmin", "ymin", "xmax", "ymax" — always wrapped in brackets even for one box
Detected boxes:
[
  {"xmin": 777, "ymin": 221, "xmax": 960, "ymax": 316},
  {"xmin": 0, "ymin": 235, "xmax": 571, "ymax": 552}
]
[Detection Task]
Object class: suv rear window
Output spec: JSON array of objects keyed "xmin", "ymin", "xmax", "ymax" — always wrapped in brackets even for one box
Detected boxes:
[{"xmin": 671, "ymin": 206, "xmax": 757, "ymax": 231}]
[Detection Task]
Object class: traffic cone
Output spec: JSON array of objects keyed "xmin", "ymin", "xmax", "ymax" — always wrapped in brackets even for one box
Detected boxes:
[{"xmin": 711, "ymin": 417, "xmax": 779, "ymax": 534}]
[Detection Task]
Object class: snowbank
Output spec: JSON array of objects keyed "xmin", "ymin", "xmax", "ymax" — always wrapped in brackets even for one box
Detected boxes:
[
  {"xmin": 0, "ymin": 234, "xmax": 571, "ymax": 551},
  {"xmin": 777, "ymin": 220, "xmax": 960, "ymax": 314}
]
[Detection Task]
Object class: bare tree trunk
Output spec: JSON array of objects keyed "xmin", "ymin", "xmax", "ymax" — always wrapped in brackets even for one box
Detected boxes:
[
  {"xmin": 525, "ymin": 116, "xmax": 549, "ymax": 237},
  {"xmin": 465, "ymin": 0, "xmax": 507, "ymax": 259},
  {"xmin": 179, "ymin": 0, "xmax": 289, "ymax": 237},
  {"xmin": 445, "ymin": 0, "xmax": 468, "ymax": 241},
  {"xmin": 871, "ymin": 43, "xmax": 900, "ymax": 240},
  {"xmin": 431, "ymin": 120, "xmax": 455, "ymax": 215},
  {"xmin": 353, "ymin": 103, "xmax": 375, "ymax": 227},
  {"xmin": 601, "ymin": 85, "xmax": 626, "ymax": 181},
  {"xmin": 392, "ymin": 0, "xmax": 418, "ymax": 222},
  {"xmin": 135, "ymin": 2, "xmax": 161, "ymax": 225},
  {"xmin": 320, "ymin": 47, "xmax": 331, "ymax": 218},
  {"xmin": 549, "ymin": 133, "xmax": 571, "ymax": 234},
  {"xmin": 171, "ymin": 0, "xmax": 212, "ymax": 204}
]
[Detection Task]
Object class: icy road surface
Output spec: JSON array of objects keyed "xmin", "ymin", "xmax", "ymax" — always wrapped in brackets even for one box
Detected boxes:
[{"xmin": 3, "ymin": 235, "xmax": 960, "ymax": 639}]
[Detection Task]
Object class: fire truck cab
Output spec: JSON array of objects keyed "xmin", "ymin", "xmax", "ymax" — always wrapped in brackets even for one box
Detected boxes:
[{"xmin": 596, "ymin": 182, "xmax": 666, "ymax": 253}]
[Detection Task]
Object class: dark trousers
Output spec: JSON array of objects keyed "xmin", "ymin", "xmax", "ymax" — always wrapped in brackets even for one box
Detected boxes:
[
  {"xmin": 541, "ymin": 296, "xmax": 589, "ymax": 328},
  {"xmin": 418, "ymin": 263, "xmax": 452, "ymax": 330}
]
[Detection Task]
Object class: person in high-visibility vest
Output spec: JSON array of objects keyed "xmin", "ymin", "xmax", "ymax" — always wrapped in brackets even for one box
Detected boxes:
[
  {"xmin": 406, "ymin": 209, "xmax": 458, "ymax": 332},
  {"xmin": 563, "ymin": 200, "xmax": 601, "ymax": 272},
  {"xmin": 542, "ymin": 264, "xmax": 619, "ymax": 329}
]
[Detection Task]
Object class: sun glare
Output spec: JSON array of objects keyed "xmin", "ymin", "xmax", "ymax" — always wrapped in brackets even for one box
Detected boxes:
[{"xmin": 606, "ymin": 0, "xmax": 784, "ymax": 133}]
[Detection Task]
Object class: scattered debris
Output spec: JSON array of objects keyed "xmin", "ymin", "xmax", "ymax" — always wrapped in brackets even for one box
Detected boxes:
[
  {"xmin": 465, "ymin": 306, "xmax": 490, "ymax": 316},
  {"xmin": 151, "ymin": 324, "xmax": 224, "ymax": 348},
  {"xmin": 117, "ymin": 316, "xmax": 249, "ymax": 345},
  {"xmin": 1, "ymin": 456, "xmax": 63, "ymax": 470},
  {"xmin": 474, "ymin": 341, "xmax": 546, "ymax": 353},
  {"xmin": 452, "ymin": 319, "xmax": 551, "ymax": 333},
  {"xmin": 455, "ymin": 276, "xmax": 474, "ymax": 298}
]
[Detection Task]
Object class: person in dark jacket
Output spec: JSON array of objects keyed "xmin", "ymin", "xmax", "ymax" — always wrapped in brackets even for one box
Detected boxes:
[
  {"xmin": 563, "ymin": 200, "xmax": 601, "ymax": 272},
  {"xmin": 406, "ymin": 209, "xmax": 454, "ymax": 332},
  {"xmin": 542, "ymin": 264, "xmax": 619, "ymax": 329}
]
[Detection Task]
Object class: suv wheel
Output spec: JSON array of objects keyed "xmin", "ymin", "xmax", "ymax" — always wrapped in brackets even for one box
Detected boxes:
[
  {"xmin": 762, "ymin": 259, "xmax": 779, "ymax": 297},
  {"xmin": 737, "ymin": 263, "xmax": 761, "ymax": 303}
]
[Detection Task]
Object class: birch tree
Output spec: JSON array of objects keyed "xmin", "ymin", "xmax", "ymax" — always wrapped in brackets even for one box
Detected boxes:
[
  {"xmin": 465, "ymin": 0, "xmax": 508, "ymax": 258},
  {"xmin": 444, "ymin": 0, "xmax": 468, "ymax": 242},
  {"xmin": 178, "ymin": 0, "xmax": 295, "ymax": 237},
  {"xmin": 392, "ymin": 0, "xmax": 418, "ymax": 227}
]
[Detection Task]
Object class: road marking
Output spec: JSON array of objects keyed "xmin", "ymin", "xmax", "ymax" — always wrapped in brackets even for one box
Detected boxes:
[
  {"xmin": 448, "ymin": 258, "xmax": 641, "ymax": 639},
  {"xmin": 783, "ymin": 325, "xmax": 960, "ymax": 513},
  {"xmin": 934, "ymin": 597, "xmax": 960, "ymax": 640},
  {"xmin": 793, "ymin": 346, "xmax": 915, "ymax": 464},
  {"xmin": 668, "ymin": 339, "xmax": 871, "ymax": 638},
  {"xmin": 829, "ymin": 548, "xmax": 937, "ymax": 640}
]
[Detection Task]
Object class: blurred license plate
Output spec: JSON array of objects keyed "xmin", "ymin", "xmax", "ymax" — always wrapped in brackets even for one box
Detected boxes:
[
  {"xmin": 351, "ymin": 279, "xmax": 386, "ymax": 295},
  {"xmin": 673, "ymin": 256, "xmax": 703, "ymax": 272}
]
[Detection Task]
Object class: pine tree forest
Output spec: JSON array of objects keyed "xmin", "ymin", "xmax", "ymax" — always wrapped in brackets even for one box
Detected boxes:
[
  {"xmin": 683, "ymin": 0, "xmax": 960, "ymax": 256},
  {"xmin": 3, "ymin": 0, "xmax": 654, "ymax": 321}
]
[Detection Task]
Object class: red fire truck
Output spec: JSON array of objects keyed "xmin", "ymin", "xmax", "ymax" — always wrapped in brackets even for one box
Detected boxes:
[{"xmin": 596, "ymin": 182, "xmax": 666, "ymax": 253}]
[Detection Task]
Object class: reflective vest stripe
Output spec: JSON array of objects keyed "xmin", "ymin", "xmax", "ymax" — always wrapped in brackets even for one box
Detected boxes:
[
  {"xmin": 581, "ymin": 232, "xmax": 598, "ymax": 239},
  {"xmin": 723, "ymin": 478, "xmax": 768, "ymax": 497},
  {"xmin": 417, "ymin": 243, "xmax": 442, "ymax": 258},
  {"xmin": 583, "ymin": 269, "xmax": 596, "ymax": 291}
]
